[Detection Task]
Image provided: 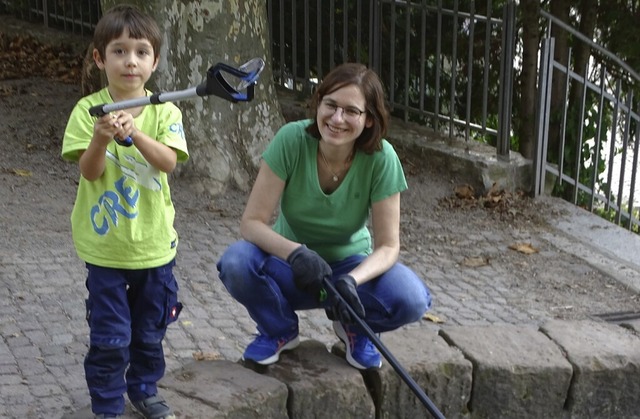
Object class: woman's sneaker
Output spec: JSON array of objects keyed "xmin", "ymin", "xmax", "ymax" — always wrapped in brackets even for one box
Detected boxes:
[
  {"xmin": 333, "ymin": 321, "xmax": 382, "ymax": 370},
  {"xmin": 242, "ymin": 330, "xmax": 300, "ymax": 365}
]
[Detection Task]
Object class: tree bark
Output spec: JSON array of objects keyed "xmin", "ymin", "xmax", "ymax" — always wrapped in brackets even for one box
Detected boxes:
[{"xmin": 101, "ymin": 0, "xmax": 284, "ymax": 196}]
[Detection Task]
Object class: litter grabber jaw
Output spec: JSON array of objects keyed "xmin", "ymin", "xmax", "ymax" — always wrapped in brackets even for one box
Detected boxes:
[
  {"xmin": 321, "ymin": 278, "xmax": 446, "ymax": 419},
  {"xmin": 87, "ymin": 57, "xmax": 265, "ymax": 147}
]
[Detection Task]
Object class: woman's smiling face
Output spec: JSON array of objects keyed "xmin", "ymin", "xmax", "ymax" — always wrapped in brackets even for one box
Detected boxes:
[{"xmin": 316, "ymin": 84, "xmax": 372, "ymax": 146}]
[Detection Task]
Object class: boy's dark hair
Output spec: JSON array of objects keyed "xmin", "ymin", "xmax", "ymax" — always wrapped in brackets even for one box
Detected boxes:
[
  {"xmin": 306, "ymin": 63, "xmax": 389, "ymax": 154},
  {"xmin": 93, "ymin": 4, "xmax": 162, "ymax": 61}
]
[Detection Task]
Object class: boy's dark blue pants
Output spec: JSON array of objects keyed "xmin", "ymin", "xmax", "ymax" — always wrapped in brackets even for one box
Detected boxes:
[{"xmin": 84, "ymin": 260, "xmax": 182, "ymax": 415}]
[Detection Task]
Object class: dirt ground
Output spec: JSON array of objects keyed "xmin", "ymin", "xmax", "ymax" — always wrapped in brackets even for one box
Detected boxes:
[{"xmin": 1, "ymin": 29, "xmax": 639, "ymax": 325}]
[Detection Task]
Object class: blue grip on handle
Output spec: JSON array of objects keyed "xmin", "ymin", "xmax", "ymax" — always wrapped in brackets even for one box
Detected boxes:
[{"xmin": 115, "ymin": 136, "xmax": 133, "ymax": 147}]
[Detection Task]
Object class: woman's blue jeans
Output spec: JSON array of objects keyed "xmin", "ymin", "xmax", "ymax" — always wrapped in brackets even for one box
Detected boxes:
[{"xmin": 217, "ymin": 240, "xmax": 432, "ymax": 337}]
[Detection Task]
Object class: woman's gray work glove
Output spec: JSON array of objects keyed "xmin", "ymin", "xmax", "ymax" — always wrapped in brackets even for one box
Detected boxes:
[
  {"xmin": 287, "ymin": 245, "xmax": 332, "ymax": 298},
  {"xmin": 325, "ymin": 275, "xmax": 365, "ymax": 325}
]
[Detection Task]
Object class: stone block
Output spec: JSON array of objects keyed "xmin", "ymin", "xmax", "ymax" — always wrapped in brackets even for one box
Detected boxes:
[
  {"xmin": 440, "ymin": 324, "xmax": 572, "ymax": 419},
  {"xmin": 386, "ymin": 119, "xmax": 532, "ymax": 194},
  {"xmin": 63, "ymin": 359, "xmax": 289, "ymax": 418},
  {"xmin": 161, "ymin": 359, "xmax": 288, "ymax": 418},
  {"xmin": 372, "ymin": 327, "xmax": 473, "ymax": 419},
  {"xmin": 266, "ymin": 339, "xmax": 375, "ymax": 419},
  {"xmin": 541, "ymin": 319, "xmax": 640, "ymax": 419}
]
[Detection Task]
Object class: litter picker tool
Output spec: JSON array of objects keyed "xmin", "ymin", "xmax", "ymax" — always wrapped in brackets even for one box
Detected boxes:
[
  {"xmin": 322, "ymin": 278, "xmax": 446, "ymax": 419},
  {"xmin": 88, "ymin": 57, "xmax": 265, "ymax": 146}
]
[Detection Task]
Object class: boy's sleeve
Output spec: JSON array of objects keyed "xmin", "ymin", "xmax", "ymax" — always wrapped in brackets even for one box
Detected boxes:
[
  {"xmin": 159, "ymin": 103, "xmax": 189, "ymax": 163},
  {"xmin": 61, "ymin": 99, "xmax": 94, "ymax": 162}
]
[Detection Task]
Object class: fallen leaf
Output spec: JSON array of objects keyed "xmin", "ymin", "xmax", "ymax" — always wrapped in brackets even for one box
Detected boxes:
[
  {"xmin": 508, "ymin": 242, "xmax": 539, "ymax": 254},
  {"xmin": 461, "ymin": 256, "xmax": 490, "ymax": 267},
  {"xmin": 12, "ymin": 168, "xmax": 32, "ymax": 177},
  {"xmin": 423, "ymin": 313, "xmax": 445, "ymax": 323},
  {"xmin": 192, "ymin": 351, "xmax": 223, "ymax": 361},
  {"xmin": 454, "ymin": 184, "xmax": 475, "ymax": 199}
]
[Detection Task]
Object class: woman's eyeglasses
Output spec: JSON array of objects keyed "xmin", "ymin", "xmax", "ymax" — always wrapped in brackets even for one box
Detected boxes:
[{"xmin": 320, "ymin": 99, "xmax": 366, "ymax": 121}]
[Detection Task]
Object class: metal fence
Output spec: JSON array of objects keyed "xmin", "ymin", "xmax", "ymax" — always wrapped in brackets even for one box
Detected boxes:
[
  {"xmin": 267, "ymin": 0, "xmax": 516, "ymax": 158},
  {"xmin": 0, "ymin": 0, "xmax": 100, "ymax": 37},
  {"xmin": 534, "ymin": 10, "xmax": 640, "ymax": 231}
]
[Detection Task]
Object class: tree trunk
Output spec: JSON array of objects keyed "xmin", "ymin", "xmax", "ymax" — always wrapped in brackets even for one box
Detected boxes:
[
  {"xmin": 517, "ymin": 0, "xmax": 541, "ymax": 160},
  {"xmin": 101, "ymin": 0, "xmax": 284, "ymax": 196}
]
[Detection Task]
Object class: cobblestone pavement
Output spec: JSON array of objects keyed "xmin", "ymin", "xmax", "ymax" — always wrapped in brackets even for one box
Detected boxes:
[{"xmin": 2, "ymin": 77, "xmax": 640, "ymax": 418}]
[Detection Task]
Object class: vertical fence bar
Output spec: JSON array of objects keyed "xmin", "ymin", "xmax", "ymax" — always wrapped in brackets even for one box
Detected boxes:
[
  {"xmin": 291, "ymin": 0, "xmax": 298, "ymax": 89},
  {"xmin": 278, "ymin": 0, "xmax": 285, "ymax": 86},
  {"xmin": 497, "ymin": 0, "xmax": 515, "ymax": 158},
  {"xmin": 589, "ymin": 68, "xmax": 607, "ymax": 212},
  {"xmin": 371, "ymin": 0, "xmax": 380, "ymax": 72},
  {"xmin": 356, "ymin": 0, "xmax": 362, "ymax": 64},
  {"xmin": 449, "ymin": 0, "xmax": 459, "ymax": 138},
  {"xmin": 342, "ymin": 0, "xmax": 348, "ymax": 63},
  {"xmin": 628, "ymin": 125, "xmax": 640, "ymax": 230},
  {"xmin": 605, "ymin": 80, "xmax": 622, "ymax": 211},
  {"xmin": 303, "ymin": 0, "xmax": 310, "ymax": 93},
  {"xmin": 465, "ymin": 1, "xmax": 475, "ymax": 142},
  {"xmin": 615, "ymin": 90, "xmax": 633, "ymax": 224},
  {"xmin": 403, "ymin": 1, "xmax": 411, "ymax": 122},
  {"xmin": 435, "ymin": 0, "xmax": 442, "ymax": 132},
  {"xmin": 419, "ymin": 0, "xmax": 426, "ymax": 114},
  {"xmin": 42, "ymin": 0, "xmax": 48, "ymax": 28},
  {"xmin": 317, "ymin": 0, "xmax": 323, "ymax": 80},
  {"xmin": 481, "ymin": 0, "xmax": 492, "ymax": 131},
  {"xmin": 389, "ymin": 2, "xmax": 396, "ymax": 109},
  {"xmin": 329, "ymin": 0, "xmax": 335, "ymax": 67},
  {"xmin": 557, "ymin": 48, "xmax": 573, "ymax": 189},
  {"xmin": 533, "ymin": 38, "xmax": 554, "ymax": 197},
  {"xmin": 571, "ymin": 64, "xmax": 589, "ymax": 205}
]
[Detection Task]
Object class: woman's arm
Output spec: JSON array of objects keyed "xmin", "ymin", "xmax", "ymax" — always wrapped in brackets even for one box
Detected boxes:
[
  {"xmin": 347, "ymin": 192, "xmax": 401, "ymax": 284},
  {"xmin": 240, "ymin": 161, "xmax": 301, "ymax": 260}
]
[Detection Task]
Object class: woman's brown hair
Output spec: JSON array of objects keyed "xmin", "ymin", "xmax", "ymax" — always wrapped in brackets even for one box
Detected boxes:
[{"xmin": 305, "ymin": 63, "xmax": 389, "ymax": 154}]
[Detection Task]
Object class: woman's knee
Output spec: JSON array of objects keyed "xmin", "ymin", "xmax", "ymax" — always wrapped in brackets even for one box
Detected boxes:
[
  {"xmin": 387, "ymin": 264, "xmax": 432, "ymax": 322},
  {"xmin": 217, "ymin": 242, "xmax": 253, "ymax": 288}
]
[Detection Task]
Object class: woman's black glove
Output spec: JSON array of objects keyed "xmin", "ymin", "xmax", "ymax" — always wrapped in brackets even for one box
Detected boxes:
[
  {"xmin": 287, "ymin": 245, "xmax": 332, "ymax": 297},
  {"xmin": 325, "ymin": 275, "xmax": 365, "ymax": 324}
]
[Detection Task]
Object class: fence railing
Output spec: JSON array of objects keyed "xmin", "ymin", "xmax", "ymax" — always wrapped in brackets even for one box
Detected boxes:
[
  {"xmin": 267, "ymin": 0, "xmax": 516, "ymax": 159},
  {"xmin": 0, "ymin": 0, "xmax": 100, "ymax": 37},
  {"xmin": 534, "ymin": 10, "xmax": 640, "ymax": 231}
]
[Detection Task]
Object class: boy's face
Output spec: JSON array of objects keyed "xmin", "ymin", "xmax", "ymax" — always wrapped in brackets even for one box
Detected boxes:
[{"xmin": 93, "ymin": 28, "xmax": 158, "ymax": 99}]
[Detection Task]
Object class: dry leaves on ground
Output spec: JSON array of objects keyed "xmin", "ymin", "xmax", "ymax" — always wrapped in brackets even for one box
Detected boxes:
[
  {"xmin": 0, "ymin": 32, "xmax": 83, "ymax": 83},
  {"xmin": 437, "ymin": 181, "xmax": 546, "ymax": 225}
]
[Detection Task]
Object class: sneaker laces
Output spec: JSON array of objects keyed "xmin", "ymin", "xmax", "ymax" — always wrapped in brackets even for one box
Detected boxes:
[
  {"xmin": 253, "ymin": 333, "xmax": 293, "ymax": 350},
  {"xmin": 344, "ymin": 325, "xmax": 377, "ymax": 354}
]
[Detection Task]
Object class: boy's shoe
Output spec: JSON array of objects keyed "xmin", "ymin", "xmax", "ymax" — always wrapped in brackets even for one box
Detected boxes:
[
  {"xmin": 242, "ymin": 330, "xmax": 300, "ymax": 365},
  {"xmin": 333, "ymin": 321, "xmax": 382, "ymax": 370},
  {"xmin": 131, "ymin": 394, "xmax": 175, "ymax": 419},
  {"xmin": 94, "ymin": 415, "xmax": 122, "ymax": 419}
]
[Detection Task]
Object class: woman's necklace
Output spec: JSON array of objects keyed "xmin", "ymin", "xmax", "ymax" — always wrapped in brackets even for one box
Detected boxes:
[{"xmin": 319, "ymin": 145, "xmax": 352, "ymax": 182}]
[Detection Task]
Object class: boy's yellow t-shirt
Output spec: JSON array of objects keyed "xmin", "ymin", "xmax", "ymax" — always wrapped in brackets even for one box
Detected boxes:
[{"xmin": 62, "ymin": 88, "xmax": 189, "ymax": 269}]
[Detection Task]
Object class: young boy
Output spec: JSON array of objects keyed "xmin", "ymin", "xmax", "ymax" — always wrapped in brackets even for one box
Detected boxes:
[{"xmin": 62, "ymin": 5, "xmax": 188, "ymax": 419}]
